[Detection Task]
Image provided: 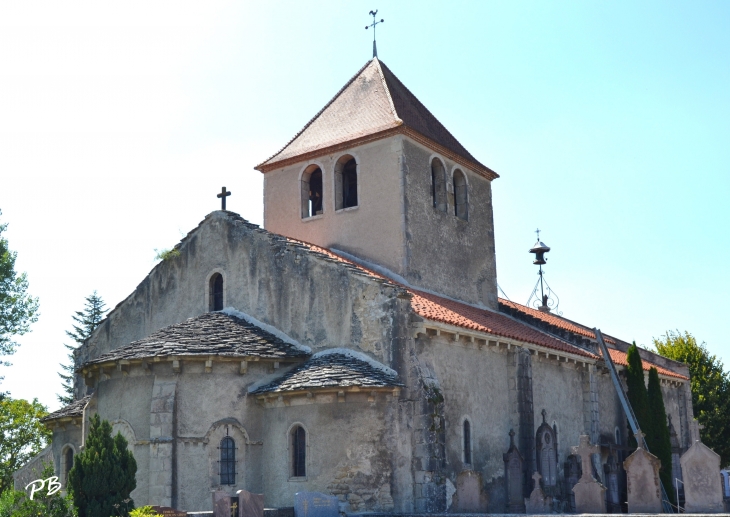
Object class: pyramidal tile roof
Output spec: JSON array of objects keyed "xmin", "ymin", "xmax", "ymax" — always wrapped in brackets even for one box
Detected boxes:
[{"xmin": 256, "ymin": 58, "xmax": 497, "ymax": 179}]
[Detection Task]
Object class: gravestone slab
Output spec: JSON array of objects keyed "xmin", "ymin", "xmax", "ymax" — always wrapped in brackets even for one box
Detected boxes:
[
  {"xmin": 524, "ymin": 472, "xmax": 550, "ymax": 513},
  {"xmin": 570, "ymin": 435, "xmax": 606, "ymax": 513},
  {"xmin": 450, "ymin": 470, "xmax": 487, "ymax": 512},
  {"xmin": 623, "ymin": 445, "xmax": 662, "ymax": 513},
  {"xmin": 680, "ymin": 440, "xmax": 724, "ymax": 513},
  {"xmin": 237, "ymin": 489, "xmax": 264, "ymax": 517},
  {"xmin": 152, "ymin": 506, "xmax": 187, "ymax": 517},
  {"xmin": 294, "ymin": 492, "xmax": 339, "ymax": 517},
  {"xmin": 213, "ymin": 491, "xmax": 232, "ymax": 517},
  {"xmin": 502, "ymin": 429, "xmax": 525, "ymax": 513}
]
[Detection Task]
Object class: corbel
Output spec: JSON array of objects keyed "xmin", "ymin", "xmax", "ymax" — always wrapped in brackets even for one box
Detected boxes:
[
  {"xmin": 239, "ymin": 360, "xmax": 248, "ymax": 375},
  {"xmin": 337, "ymin": 390, "xmax": 346, "ymax": 403},
  {"xmin": 205, "ymin": 356, "xmax": 213, "ymax": 373},
  {"xmin": 172, "ymin": 359, "xmax": 181, "ymax": 373}
]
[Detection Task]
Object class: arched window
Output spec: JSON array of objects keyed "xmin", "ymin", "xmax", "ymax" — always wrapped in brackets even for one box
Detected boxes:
[
  {"xmin": 301, "ymin": 165, "xmax": 323, "ymax": 218},
  {"xmin": 615, "ymin": 427, "xmax": 621, "ymax": 445},
  {"xmin": 64, "ymin": 447, "xmax": 74, "ymax": 482},
  {"xmin": 335, "ymin": 156, "xmax": 358, "ymax": 210},
  {"xmin": 219, "ymin": 436, "xmax": 236, "ymax": 485},
  {"xmin": 535, "ymin": 410, "xmax": 558, "ymax": 488},
  {"xmin": 463, "ymin": 419, "xmax": 472, "ymax": 465},
  {"xmin": 291, "ymin": 425, "xmax": 306, "ymax": 477},
  {"xmin": 431, "ymin": 158, "xmax": 446, "ymax": 212},
  {"xmin": 209, "ymin": 273, "xmax": 223, "ymax": 312},
  {"xmin": 453, "ymin": 169, "xmax": 468, "ymax": 220}
]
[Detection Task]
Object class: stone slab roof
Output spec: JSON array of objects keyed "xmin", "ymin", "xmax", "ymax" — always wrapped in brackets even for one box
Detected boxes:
[
  {"xmin": 41, "ymin": 395, "xmax": 90, "ymax": 422},
  {"xmin": 80, "ymin": 312, "xmax": 310, "ymax": 368},
  {"xmin": 251, "ymin": 351, "xmax": 403, "ymax": 394},
  {"xmin": 256, "ymin": 58, "xmax": 496, "ymax": 179}
]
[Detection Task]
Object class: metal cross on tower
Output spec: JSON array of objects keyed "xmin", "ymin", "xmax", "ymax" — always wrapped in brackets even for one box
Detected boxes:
[
  {"xmin": 365, "ymin": 10, "xmax": 384, "ymax": 58},
  {"xmin": 217, "ymin": 186, "xmax": 231, "ymax": 210}
]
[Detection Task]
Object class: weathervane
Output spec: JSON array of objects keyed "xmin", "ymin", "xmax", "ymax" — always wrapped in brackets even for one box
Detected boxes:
[
  {"xmin": 365, "ymin": 10, "xmax": 384, "ymax": 58},
  {"xmin": 526, "ymin": 229, "xmax": 560, "ymax": 313}
]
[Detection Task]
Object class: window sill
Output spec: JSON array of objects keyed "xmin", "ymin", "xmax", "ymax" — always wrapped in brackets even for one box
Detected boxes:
[
  {"xmin": 288, "ymin": 476, "xmax": 308, "ymax": 482},
  {"xmin": 301, "ymin": 214, "xmax": 324, "ymax": 222},
  {"xmin": 335, "ymin": 205, "xmax": 359, "ymax": 213}
]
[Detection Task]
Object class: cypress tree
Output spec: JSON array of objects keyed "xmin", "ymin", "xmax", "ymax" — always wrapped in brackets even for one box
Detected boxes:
[
  {"xmin": 647, "ymin": 367, "xmax": 674, "ymax": 503},
  {"xmin": 625, "ymin": 343, "xmax": 651, "ymax": 447},
  {"xmin": 68, "ymin": 414, "xmax": 137, "ymax": 517},
  {"xmin": 57, "ymin": 292, "xmax": 107, "ymax": 404}
]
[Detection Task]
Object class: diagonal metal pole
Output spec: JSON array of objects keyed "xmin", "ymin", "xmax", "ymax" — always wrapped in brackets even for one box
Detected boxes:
[{"xmin": 594, "ymin": 328, "xmax": 674, "ymax": 513}]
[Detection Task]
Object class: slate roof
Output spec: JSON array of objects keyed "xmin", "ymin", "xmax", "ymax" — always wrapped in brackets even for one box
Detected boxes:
[
  {"xmin": 251, "ymin": 352, "xmax": 403, "ymax": 395},
  {"xmin": 81, "ymin": 312, "xmax": 309, "ymax": 368},
  {"xmin": 41, "ymin": 395, "xmax": 90, "ymax": 422},
  {"xmin": 256, "ymin": 58, "xmax": 496, "ymax": 178}
]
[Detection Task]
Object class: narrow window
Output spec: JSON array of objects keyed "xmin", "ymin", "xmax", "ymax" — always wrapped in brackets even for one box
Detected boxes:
[
  {"xmin": 335, "ymin": 155, "xmax": 358, "ymax": 210},
  {"xmin": 292, "ymin": 425, "xmax": 306, "ymax": 477},
  {"xmin": 209, "ymin": 273, "xmax": 223, "ymax": 311},
  {"xmin": 431, "ymin": 158, "xmax": 446, "ymax": 212},
  {"xmin": 453, "ymin": 169, "xmax": 468, "ymax": 220},
  {"xmin": 64, "ymin": 448, "xmax": 74, "ymax": 481},
  {"xmin": 463, "ymin": 420, "xmax": 472, "ymax": 465},
  {"xmin": 301, "ymin": 165, "xmax": 323, "ymax": 218},
  {"xmin": 219, "ymin": 436, "xmax": 236, "ymax": 485}
]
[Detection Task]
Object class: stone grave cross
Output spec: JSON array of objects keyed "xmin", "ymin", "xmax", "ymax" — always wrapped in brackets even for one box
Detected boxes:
[
  {"xmin": 218, "ymin": 186, "xmax": 231, "ymax": 210},
  {"xmin": 532, "ymin": 471, "xmax": 542, "ymax": 489},
  {"xmin": 572, "ymin": 434, "xmax": 600, "ymax": 483}
]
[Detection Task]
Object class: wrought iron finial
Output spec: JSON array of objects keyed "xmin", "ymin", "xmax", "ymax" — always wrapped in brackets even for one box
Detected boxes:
[
  {"xmin": 527, "ymin": 231, "xmax": 561, "ymax": 314},
  {"xmin": 365, "ymin": 10, "xmax": 384, "ymax": 58},
  {"xmin": 217, "ymin": 186, "xmax": 231, "ymax": 211}
]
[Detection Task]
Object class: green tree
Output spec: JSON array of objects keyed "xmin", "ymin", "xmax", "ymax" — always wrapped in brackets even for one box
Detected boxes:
[
  {"xmin": 68, "ymin": 414, "xmax": 136, "ymax": 517},
  {"xmin": 647, "ymin": 367, "xmax": 673, "ymax": 503},
  {"xmin": 0, "ymin": 210, "xmax": 40, "ymax": 377},
  {"xmin": 653, "ymin": 330, "xmax": 730, "ymax": 466},
  {"xmin": 625, "ymin": 342, "xmax": 651, "ymax": 445},
  {"xmin": 0, "ymin": 397, "xmax": 51, "ymax": 494},
  {"xmin": 0, "ymin": 463, "xmax": 75, "ymax": 517},
  {"xmin": 57, "ymin": 292, "xmax": 107, "ymax": 405}
]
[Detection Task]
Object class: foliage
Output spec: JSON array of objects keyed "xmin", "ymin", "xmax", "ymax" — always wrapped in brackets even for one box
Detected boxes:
[
  {"xmin": 153, "ymin": 248, "xmax": 180, "ymax": 262},
  {"xmin": 0, "ymin": 464, "xmax": 75, "ymax": 517},
  {"xmin": 647, "ymin": 367, "xmax": 673, "ymax": 503},
  {"xmin": 129, "ymin": 506, "xmax": 160, "ymax": 517},
  {"xmin": 68, "ymin": 414, "xmax": 136, "ymax": 517},
  {"xmin": 57, "ymin": 292, "xmax": 107, "ymax": 405},
  {"xmin": 0, "ymin": 210, "xmax": 40, "ymax": 373},
  {"xmin": 0, "ymin": 397, "xmax": 50, "ymax": 494},
  {"xmin": 653, "ymin": 330, "xmax": 730, "ymax": 466},
  {"xmin": 625, "ymin": 342, "xmax": 650, "ymax": 447}
]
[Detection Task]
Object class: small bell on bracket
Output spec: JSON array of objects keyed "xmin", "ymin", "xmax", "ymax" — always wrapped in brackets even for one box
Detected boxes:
[
  {"xmin": 529, "ymin": 240, "xmax": 550, "ymax": 265},
  {"xmin": 526, "ymin": 229, "xmax": 560, "ymax": 314}
]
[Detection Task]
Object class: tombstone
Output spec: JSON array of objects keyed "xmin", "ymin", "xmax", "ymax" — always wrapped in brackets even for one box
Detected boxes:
[
  {"xmin": 237, "ymin": 489, "xmax": 264, "ymax": 517},
  {"xmin": 603, "ymin": 451, "xmax": 621, "ymax": 513},
  {"xmin": 563, "ymin": 454, "xmax": 581, "ymax": 512},
  {"xmin": 451, "ymin": 470, "xmax": 487, "ymax": 512},
  {"xmin": 294, "ymin": 492, "xmax": 339, "ymax": 517},
  {"xmin": 570, "ymin": 435, "xmax": 606, "ymax": 513},
  {"xmin": 680, "ymin": 440, "xmax": 724, "ymax": 513},
  {"xmin": 151, "ymin": 507, "xmax": 187, "ymax": 517},
  {"xmin": 213, "ymin": 491, "xmax": 232, "ymax": 517},
  {"xmin": 524, "ymin": 471, "xmax": 550, "ymax": 513},
  {"xmin": 503, "ymin": 429, "xmax": 525, "ymax": 513},
  {"xmin": 623, "ymin": 434, "xmax": 662, "ymax": 513}
]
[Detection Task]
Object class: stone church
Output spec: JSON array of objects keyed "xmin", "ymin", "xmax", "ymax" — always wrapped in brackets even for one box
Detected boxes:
[{"xmin": 22, "ymin": 58, "xmax": 696, "ymax": 513}]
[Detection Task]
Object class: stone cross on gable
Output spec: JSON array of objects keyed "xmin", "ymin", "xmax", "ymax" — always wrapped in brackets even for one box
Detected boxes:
[
  {"xmin": 634, "ymin": 430, "xmax": 646, "ymax": 449},
  {"xmin": 217, "ymin": 186, "xmax": 231, "ymax": 211},
  {"xmin": 571, "ymin": 434, "xmax": 600, "ymax": 483}
]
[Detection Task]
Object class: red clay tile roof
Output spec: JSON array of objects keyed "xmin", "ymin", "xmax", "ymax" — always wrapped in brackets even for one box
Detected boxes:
[
  {"xmin": 606, "ymin": 348, "xmax": 687, "ymax": 380},
  {"xmin": 256, "ymin": 58, "xmax": 495, "ymax": 178},
  {"xmin": 499, "ymin": 299, "xmax": 616, "ymax": 344}
]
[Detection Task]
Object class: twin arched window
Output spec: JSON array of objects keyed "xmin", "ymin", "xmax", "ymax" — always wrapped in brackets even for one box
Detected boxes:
[
  {"xmin": 219, "ymin": 436, "xmax": 236, "ymax": 485},
  {"xmin": 301, "ymin": 157, "xmax": 359, "ymax": 219},
  {"xmin": 291, "ymin": 425, "xmax": 306, "ymax": 477},
  {"xmin": 431, "ymin": 158, "xmax": 468, "ymax": 220}
]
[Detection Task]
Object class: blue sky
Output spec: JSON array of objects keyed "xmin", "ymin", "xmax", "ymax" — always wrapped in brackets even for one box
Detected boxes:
[{"xmin": 0, "ymin": 1, "xmax": 728, "ymax": 410}]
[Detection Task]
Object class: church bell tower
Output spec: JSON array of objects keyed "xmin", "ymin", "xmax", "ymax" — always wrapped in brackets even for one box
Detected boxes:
[{"xmin": 255, "ymin": 58, "xmax": 500, "ymax": 309}]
